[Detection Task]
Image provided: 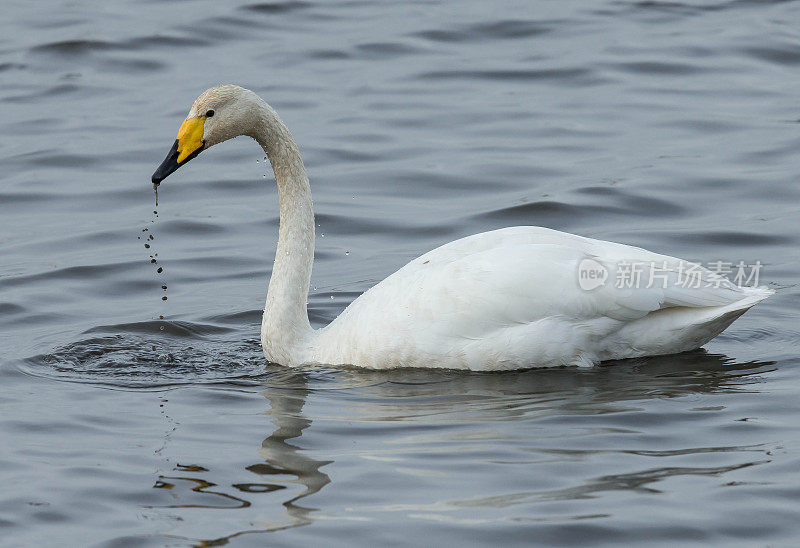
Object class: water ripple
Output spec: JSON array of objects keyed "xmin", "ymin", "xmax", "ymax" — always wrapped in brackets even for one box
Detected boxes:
[
  {"xmin": 241, "ymin": 1, "xmax": 312, "ymax": 14},
  {"xmin": 412, "ymin": 19, "xmax": 560, "ymax": 43},
  {"xmin": 419, "ymin": 68, "xmax": 608, "ymax": 86}
]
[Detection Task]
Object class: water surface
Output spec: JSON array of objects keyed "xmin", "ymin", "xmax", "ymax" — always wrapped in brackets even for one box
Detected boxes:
[{"xmin": 1, "ymin": 0, "xmax": 799, "ymax": 545}]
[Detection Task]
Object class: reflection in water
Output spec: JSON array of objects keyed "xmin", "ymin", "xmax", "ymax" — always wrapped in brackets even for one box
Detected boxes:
[
  {"xmin": 154, "ymin": 473, "xmax": 252, "ymax": 510},
  {"xmin": 326, "ymin": 350, "xmax": 776, "ymax": 423},
  {"xmin": 174, "ymin": 372, "xmax": 332, "ymax": 546},
  {"xmin": 250, "ymin": 378, "xmax": 332, "ymax": 531},
  {"xmin": 149, "ymin": 349, "xmax": 776, "ymax": 545},
  {"xmin": 340, "ymin": 351, "xmax": 776, "ymax": 523}
]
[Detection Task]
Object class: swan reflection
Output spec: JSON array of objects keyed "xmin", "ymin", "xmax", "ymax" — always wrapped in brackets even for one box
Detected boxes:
[
  {"xmin": 164, "ymin": 350, "xmax": 773, "ymax": 545},
  {"xmin": 154, "ymin": 370, "xmax": 331, "ymax": 545},
  {"xmin": 249, "ymin": 378, "xmax": 332, "ymax": 531}
]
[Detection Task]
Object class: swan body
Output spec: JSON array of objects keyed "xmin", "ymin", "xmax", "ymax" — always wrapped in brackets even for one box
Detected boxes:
[
  {"xmin": 311, "ymin": 227, "xmax": 771, "ymax": 370},
  {"xmin": 152, "ymin": 85, "xmax": 772, "ymax": 371}
]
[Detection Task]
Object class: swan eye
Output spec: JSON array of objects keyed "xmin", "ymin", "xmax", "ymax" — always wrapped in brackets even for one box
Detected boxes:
[{"xmin": 205, "ymin": 109, "xmax": 215, "ymax": 118}]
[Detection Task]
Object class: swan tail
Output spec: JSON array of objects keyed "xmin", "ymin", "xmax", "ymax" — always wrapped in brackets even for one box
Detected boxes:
[{"xmin": 607, "ymin": 286, "xmax": 773, "ymax": 360}]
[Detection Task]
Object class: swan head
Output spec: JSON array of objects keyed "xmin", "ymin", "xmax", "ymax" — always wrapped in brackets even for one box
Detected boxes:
[{"xmin": 152, "ymin": 84, "xmax": 258, "ymax": 185}]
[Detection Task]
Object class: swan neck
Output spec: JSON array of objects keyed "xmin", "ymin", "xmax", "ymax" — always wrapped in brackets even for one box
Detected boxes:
[{"xmin": 252, "ymin": 101, "xmax": 314, "ymax": 356}]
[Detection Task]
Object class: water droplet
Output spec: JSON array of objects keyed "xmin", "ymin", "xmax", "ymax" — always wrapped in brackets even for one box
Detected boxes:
[
  {"xmin": 321, "ymin": 233, "xmax": 325, "ymax": 238},
  {"xmin": 160, "ymin": 325, "xmax": 164, "ymax": 331},
  {"xmin": 162, "ymin": 296, "xmax": 167, "ymax": 301},
  {"xmin": 162, "ymin": 285, "xmax": 167, "ymax": 290},
  {"xmin": 144, "ymin": 243, "xmax": 150, "ymax": 248},
  {"xmin": 345, "ymin": 250, "xmax": 350, "ymax": 256},
  {"xmin": 330, "ymin": 295, "xmax": 334, "ymax": 300}
]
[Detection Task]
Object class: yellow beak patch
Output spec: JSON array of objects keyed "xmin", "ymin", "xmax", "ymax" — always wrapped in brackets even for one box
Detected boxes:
[{"xmin": 176, "ymin": 116, "xmax": 205, "ymax": 163}]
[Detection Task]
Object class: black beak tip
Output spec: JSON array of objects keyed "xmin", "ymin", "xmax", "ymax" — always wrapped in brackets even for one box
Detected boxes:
[
  {"xmin": 151, "ymin": 139, "xmax": 181, "ymax": 186},
  {"xmin": 150, "ymin": 139, "xmax": 204, "ymax": 186}
]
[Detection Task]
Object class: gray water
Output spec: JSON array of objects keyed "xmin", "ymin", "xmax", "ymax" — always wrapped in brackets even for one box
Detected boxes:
[{"xmin": 1, "ymin": 0, "xmax": 799, "ymax": 545}]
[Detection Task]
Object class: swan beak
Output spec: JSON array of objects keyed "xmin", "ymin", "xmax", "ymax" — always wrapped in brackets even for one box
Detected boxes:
[{"xmin": 151, "ymin": 116, "xmax": 206, "ymax": 185}]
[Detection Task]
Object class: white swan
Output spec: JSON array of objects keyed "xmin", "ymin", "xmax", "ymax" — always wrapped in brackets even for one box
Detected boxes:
[{"xmin": 152, "ymin": 85, "xmax": 772, "ymax": 371}]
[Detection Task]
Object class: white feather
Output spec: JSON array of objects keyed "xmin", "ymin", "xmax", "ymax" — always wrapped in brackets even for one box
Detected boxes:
[{"xmin": 312, "ymin": 227, "xmax": 772, "ymax": 370}]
